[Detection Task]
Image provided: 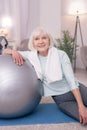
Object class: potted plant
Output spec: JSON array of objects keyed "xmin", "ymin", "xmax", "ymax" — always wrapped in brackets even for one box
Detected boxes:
[{"xmin": 56, "ymin": 30, "xmax": 75, "ymax": 63}]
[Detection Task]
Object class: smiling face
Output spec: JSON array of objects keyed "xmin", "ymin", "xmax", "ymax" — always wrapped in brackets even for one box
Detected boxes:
[
  {"xmin": 28, "ymin": 27, "xmax": 54, "ymax": 54},
  {"xmin": 33, "ymin": 33, "xmax": 50, "ymax": 56}
]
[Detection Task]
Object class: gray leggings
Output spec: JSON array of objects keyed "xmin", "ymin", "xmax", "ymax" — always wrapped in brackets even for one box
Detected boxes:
[{"xmin": 52, "ymin": 83, "xmax": 87, "ymax": 121}]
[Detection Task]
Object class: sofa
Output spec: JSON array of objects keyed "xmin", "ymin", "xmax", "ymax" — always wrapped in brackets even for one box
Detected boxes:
[
  {"xmin": 0, "ymin": 36, "xmax": 8, "ymax": 54},
  {"xmin": 16, "ymin": 39, "xmax": 29, "ymax": 51},
  {"xmin": 80, "ymin": 46, "xmax": 87, "ymax": 70}
]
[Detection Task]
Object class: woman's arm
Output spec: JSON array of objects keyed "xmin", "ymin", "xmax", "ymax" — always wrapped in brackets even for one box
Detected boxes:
[
  {"xmin": 72, "ymin": 88, "xmax": 87, "ymax": 125},
  {"xmin": 3, "ymin": 48, "xmax": 24, "ymax": 65},
  {"xmin": 61, "ymin": 51, "xmax": 87, "ymax": 125}
]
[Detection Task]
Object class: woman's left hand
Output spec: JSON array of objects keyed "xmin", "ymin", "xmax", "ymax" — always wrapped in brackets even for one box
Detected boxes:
[{"xmin": 79, "ymin": 105, "xmax": 87, "ymax": 125}]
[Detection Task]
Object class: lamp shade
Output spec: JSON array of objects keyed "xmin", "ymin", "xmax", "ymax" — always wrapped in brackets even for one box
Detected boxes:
[
  {"xmin": 1, "ymin": 16, "xmax": 12, "ymax": 28},
  {"xmin": 62, "ymin": 0, "xmax": 87, "ymax": 15}
]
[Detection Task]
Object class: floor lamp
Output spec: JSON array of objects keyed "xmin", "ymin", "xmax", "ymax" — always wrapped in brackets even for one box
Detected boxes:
[{"xmin": 73, "ymin": 13, "xmax": 84, "ymax": 72}]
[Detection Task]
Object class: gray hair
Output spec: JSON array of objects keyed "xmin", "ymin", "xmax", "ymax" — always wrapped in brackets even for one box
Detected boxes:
[{"xmin": 28, "ymin": 27, "xmax": 54, "ymax": 51}]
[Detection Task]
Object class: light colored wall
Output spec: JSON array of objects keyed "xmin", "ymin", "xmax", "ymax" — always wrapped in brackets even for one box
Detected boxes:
[
  {"xmin": 0, "ymin": 0, "xmax": 61, "ymax": 47},
  {"xmin": 61, "ymin": 0, "xmax": 87, "ymax": 69},
  {"xmin": 39, "ymin": 0, "xmax": 61, "ymax": 38},
  {"xmin": 28, "ymin": 0, "xmax": 61, "ymax": 39},
  {"xmin": 28, "ymin": 0, "xmax": 40, "ymax": 36}
]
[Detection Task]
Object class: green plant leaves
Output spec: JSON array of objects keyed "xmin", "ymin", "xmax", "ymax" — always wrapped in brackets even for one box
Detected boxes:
[{"xmin": 56, "ymin": 30, "xmax": 75, "ymax": 63}]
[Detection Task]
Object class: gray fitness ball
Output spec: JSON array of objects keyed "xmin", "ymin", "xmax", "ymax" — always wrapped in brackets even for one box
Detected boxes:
[{"xmin": 0, "ymin": 55, "xmax": 42, "ymax": 118}]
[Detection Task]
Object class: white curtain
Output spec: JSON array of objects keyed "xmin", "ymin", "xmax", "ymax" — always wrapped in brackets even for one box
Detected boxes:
[{"xmin": 0, "ymin": 0, "xmax": 40, "ymax": 47}]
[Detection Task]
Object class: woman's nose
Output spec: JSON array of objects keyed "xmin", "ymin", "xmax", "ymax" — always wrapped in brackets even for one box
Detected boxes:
[{"xmin": 39, "ymin": 39, "xmax": 43, "ymax": 44}]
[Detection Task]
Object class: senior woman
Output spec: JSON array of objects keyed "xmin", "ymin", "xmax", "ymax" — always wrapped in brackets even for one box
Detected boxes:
[{"xmin": 3, "ymin": 27, "xmax": 87, "ymax": 125}]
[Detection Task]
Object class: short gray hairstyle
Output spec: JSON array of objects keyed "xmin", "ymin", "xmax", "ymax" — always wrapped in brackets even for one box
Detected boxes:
[{"xmin": 28, "ymin": 27, "xmax": 54, "ymax": 51}]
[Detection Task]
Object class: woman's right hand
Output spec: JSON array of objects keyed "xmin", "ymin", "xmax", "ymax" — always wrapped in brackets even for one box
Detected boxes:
[{"xmin": 3, "ymin": 48, "xmax": 24, "ymax": 65}]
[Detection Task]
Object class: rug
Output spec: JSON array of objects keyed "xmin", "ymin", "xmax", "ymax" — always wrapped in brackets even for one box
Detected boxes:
[{"xmin": 0, "ymin": 103, "xmax": 78, "ymax": 126}]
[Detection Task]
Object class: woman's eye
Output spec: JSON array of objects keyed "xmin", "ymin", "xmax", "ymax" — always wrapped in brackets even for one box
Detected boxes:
[
  {"xmin": 34, "ymin": 38, "xmax": 39, "ymax": 40},
  {"xmin": 42, "ymin": 37, "xmax": 47, "ymax": 39}
]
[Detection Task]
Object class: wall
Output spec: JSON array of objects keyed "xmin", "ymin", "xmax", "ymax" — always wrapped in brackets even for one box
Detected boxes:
[
  {"xmin": 29, "ymin": 0, "xmax": 61, "ymax": 38},
  {"xmin": 39, "ymin": 0, "xmax": 61, "ymax": 38},
  {"xmin": 61, "ymin": 0, "xmax": 87, "ymax": 69},
  {"xmin": 0, "ymin": 0, "xmax": 61, "ymax": 48},
  {"xmin": 27, "ymin": 0, "xmax": 61, "ymax": 39},
  {"xmin": 28, "ymin": 0, "xmax": 40, "ymax": 36}
]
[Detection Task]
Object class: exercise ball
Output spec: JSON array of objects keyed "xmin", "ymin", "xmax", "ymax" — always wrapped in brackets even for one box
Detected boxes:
[{"xmin": 0, "ymin": 55, "xmax": 42, "ymax": 118}]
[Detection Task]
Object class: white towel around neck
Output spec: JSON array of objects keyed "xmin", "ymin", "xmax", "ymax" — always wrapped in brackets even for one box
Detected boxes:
[{"xmin": 28, "ymin": 47, "xmax": 62, "ymax": 83}]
